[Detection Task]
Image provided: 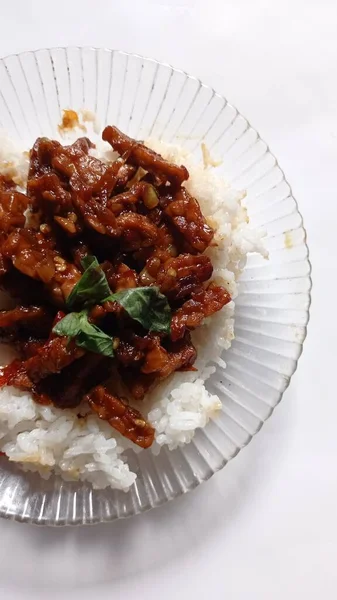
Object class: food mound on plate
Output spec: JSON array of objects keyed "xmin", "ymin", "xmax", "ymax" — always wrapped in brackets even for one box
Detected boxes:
[{"xmin": 0, "ymin": 126, "xmax": 231, "ymax": 451}]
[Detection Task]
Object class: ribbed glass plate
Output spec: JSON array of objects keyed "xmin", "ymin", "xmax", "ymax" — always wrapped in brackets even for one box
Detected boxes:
[{"xmin": 0, "ymin": 47, "xmax": 311, "ymax": 525}]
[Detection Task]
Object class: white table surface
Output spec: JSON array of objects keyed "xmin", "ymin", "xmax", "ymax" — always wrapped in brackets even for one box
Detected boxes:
[{"xmin": 0, "ymin": 1, "xmax": 334, "ymax": 598}]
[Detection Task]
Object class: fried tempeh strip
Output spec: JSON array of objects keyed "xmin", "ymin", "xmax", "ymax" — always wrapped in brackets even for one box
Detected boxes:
[
  {"xmin": 0, "ymin": 305, "xmax": 54, "ymax": 340},
  {"xmin": 28, "ymin": 138, "xmax": 130, "ymax": 235},
  {"xmin": 2, "ymin": 228, "xmax": 81, "ymax": 306},
  {"xmin": 102, "ymin": 125, "xmax": 189, "ymax": 185},
  {"xmin": 17, "ymin": 338, "xmax": 46, "ymax": 360},
  {"xmin": 36, "ymin": 354, "xmax": 114, "ymax": 409},
  {"xmin": 119, "ymin": 334, "xmax": 197, "ymax": 400},
  {"xmin": 0, "ymin": 337, "xmax": 84, "ymax": 390},
  {"xmin": 0, "ymin": 186, "xmax": 34, "ymax": 277},
  {"xmin": 0, "ymin": 188, "xmax": 32, "ymax": 233},
  {"xmin": 141, "ymin": 334, "xmax": 197, "ymax": 378},
  {"xmin": 86, "ymin": 385, "xmax": 155, "ymax": 448},
  {"xmin": 171, "ymin": 286, "xmax": 232, "ymax": 341},
  {"xmin": 156, "ymin": 253, "xmax": 213, "ymax": 300},
  {"xmin": 71, "ymin": 182, "xmax": 158, "ymax": 245},
  {"xmin": 164, "ymin": 187, "xmax": 214, "ymax": 253}
]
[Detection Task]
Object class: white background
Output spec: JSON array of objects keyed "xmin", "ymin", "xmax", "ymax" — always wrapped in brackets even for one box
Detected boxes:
[{"xmin": 0, "ymin": 1, "xmax": 335, "ymax": 598}]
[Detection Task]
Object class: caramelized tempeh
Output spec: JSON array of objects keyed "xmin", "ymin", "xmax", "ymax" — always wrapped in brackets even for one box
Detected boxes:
[
  {"xmin": 86, "ymin": 385, "xmax": 155, "ymax": 448},
  {"xmin": 102, "ymin": 125, "xmax": 189, "ymax": 185},
  {"xmin": 164, "ymin": 187, "xmax": 214, "ymax": 253},
  {"xmin": 0, "ymin": 123, "xmax": 232, "ymax": 449},
  {"xmin": 156, "ymin": 253, "xmax": 213, "ymax": 300},
  {"xmin": 36, "ymin": 354, "xmax": 114, "ymax": 408},
  {"xmin": 171, "ymin": 286, "xmax": 232, "ymax": 341},
  {"xmin": 0, "ymin": 305, "xmax": 54, "ymax": 341},
  {"xmin": 2, "ymin": 228, "xmax": 81, "ymax": 306},
  {"xmin": 0, "ymin": 337, "xmax": 83, "ymax": 389}
]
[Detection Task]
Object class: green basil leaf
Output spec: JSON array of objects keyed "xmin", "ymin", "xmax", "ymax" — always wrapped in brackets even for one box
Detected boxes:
[
  {"xmin": 75, "ymin": 324, "xmax": 114, "ymax": 357},
  {"xmin": 107, "ymin": 286, "xmax": 171, "ymax": 334},
  {"xmin": 65, "ymin": 257, "xmax": 171, "ymax": 335},
  {"xmin": 52, "ymin": 312, "xmax": 83, "ymax": 338},
  {"xmin": 81, "ymin": 255, "xmax": 96, "ymax": 270},
  {"xmin": 53, "ymin": 310, "xmax": 114, "ymax": 357},
  {"xmin": 66, "ymin": 255, "xmax": 111, "ymax": 309}
]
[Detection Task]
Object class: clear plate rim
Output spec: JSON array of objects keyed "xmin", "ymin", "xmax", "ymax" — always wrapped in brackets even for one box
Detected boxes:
[{"xmin": 0, "ymin": 46, "xmax": 312, "ymax": 526}]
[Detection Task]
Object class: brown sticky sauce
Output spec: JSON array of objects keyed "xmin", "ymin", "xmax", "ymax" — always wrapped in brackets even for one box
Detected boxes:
[{"xmin": 58, "ymin": 109, "xmax": 86, "ymax": 134}]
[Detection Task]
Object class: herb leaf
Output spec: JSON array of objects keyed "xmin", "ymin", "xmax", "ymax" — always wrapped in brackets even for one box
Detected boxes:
[
  {"xmin": 52, "ymin": 312, "xmax": 83, "ymax": 338},
  {"xmin": 65, "ymin": 255, "xmax": 172, "ymax": 337},
  {"xmin": 107, "ymin": 286, "xmax": 171, "ymax": 334},
  {"xmin": 75, "ymin": 323, "xmax": 114, "ymax": 356},
  {"xmin": 53, "ymin": 310, "xmax": 114, "ymax": 357},
  {"xmin": 66, "ymin": 256, "xmax": 111, "ymax": 309},
  {"xmin": 81, "ymin": 255, "xmax": 97, "ymax": 270}
]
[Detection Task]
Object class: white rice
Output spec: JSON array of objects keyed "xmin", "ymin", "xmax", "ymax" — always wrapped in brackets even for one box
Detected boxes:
[{"xmin": 0, "ymin": 115, "xmax": 266, "ymax": 490}]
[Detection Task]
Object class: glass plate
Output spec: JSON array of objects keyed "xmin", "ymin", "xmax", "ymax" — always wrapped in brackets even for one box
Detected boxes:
[{"xmin": 0, "ymin": 47, "xmax": 311, "ymax": 525}]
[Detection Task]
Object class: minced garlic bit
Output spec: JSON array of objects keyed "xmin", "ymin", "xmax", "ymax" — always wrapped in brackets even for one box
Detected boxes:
[
  {"xmin": 54, "ymin": 255, "xmax": 67, "ymax": 272},
  {"xmin": 40, "ymin": 223, "xmax": 51, "ymax": 235}
]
